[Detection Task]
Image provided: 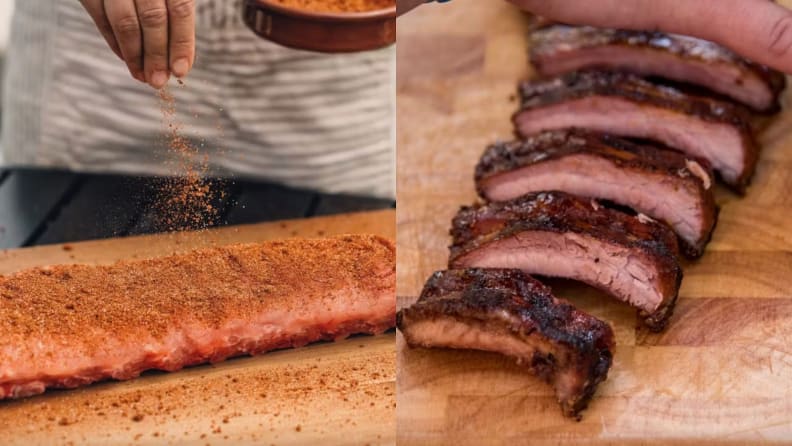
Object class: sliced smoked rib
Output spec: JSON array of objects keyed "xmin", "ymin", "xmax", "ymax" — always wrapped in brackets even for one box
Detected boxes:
[
  {"xmin": 476, "ymin": 129, "xmax": 717, "ymax": 257},
  {"xmin": 449, "ymin": 192, "xmax": 682, "ymax": 331},
  {"xmin": 513, "ymin": 70, "xmax": 759, "ymax": 191},
  {"xmin": 397, "ymin": 268, "xmax": 614, "ymax": 419},
  {"xmin": 0, "ymin": 235, "xmax": 396, "ymax": 400},
  {"xmin": 529, "ymin": 25, "xmax": 786, "ymax": 112}
]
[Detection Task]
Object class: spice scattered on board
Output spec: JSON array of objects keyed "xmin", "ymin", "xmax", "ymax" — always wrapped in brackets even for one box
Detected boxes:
[
  {"xmin": 272, "ymin": 0, "xmax": 394, "ymax": 13},
  {"xmin": 0, "ymin": 345, "xmax": 395, "ymax": 443}
]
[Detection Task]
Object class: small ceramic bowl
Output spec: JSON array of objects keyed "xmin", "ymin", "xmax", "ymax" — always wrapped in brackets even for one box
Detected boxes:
[{"xmin": 243, "ymin": 0, "xmax": 396, "ymax": 53}]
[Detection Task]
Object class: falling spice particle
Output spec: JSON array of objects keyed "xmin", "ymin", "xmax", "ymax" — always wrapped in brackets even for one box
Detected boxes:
[{"xmin": 152, "ymin": 87, "xmax": 226, "ymax": 233}]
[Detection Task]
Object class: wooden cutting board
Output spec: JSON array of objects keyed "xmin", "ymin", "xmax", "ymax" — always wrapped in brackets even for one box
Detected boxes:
[
  {"xmin": 0, "ymin": 210, "xmax": 396, "ymax": 446},
  {"xmin": 397, "ymin": 1, "xmax": 792, "ymax": 444}
]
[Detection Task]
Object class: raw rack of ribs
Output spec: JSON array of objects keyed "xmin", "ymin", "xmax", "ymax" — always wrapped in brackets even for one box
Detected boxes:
[{"xmin": 0, "ymin": 234, "xmax": 396, "ymax": 400}]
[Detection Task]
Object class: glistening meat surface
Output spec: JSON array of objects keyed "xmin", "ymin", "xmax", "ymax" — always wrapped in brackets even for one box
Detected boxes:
[
  {"xmin": 449, "ymin": 192, "xmax": 682, "ymax": 331},
  {"xmin": 0, "ymin": 235, "xmax": 396, "ymax": 400},
  {"xmin": 530, "ymin": 25, "xmax": 786, "ymax": 112},
  {"xmin": 476, "ymin": 129, "xmax": 717, "ymax": 257},
  {"xmin": 397, "ymin": 268, "xmax": 614, "ymax": 419},
  {"xmin": 513, "ymin": 71, "xmax": 759, "ymax": 191}
]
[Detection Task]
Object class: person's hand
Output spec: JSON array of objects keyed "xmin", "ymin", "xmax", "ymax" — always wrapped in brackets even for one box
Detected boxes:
[
  {"xmin": 509, "ymin": 0, "xmax": 792, "ymax": 74},
  {"xmin": 79, "ymin": 0, "xmax": 196, "ymax": 89}
]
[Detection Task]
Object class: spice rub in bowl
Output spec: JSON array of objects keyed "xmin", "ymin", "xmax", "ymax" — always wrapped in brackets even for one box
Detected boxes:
[
  {"xmin": 244, "ymin": 0, "xmax": 396, "ymax": 52},
  {"xmin": 271, "ymin": 0, "xmax": 395, "ymax": 13}
]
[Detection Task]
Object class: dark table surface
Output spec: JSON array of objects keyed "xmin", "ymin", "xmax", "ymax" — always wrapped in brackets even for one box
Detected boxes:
[{"xmin": 0, "ymin": 169, "xmax": 394, "ymax": 250}]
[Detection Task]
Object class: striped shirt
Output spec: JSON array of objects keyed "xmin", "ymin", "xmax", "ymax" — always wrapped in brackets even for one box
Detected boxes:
[{"xmin": 1, "ymin": 0, "xmax": 395, "ymax": 198}]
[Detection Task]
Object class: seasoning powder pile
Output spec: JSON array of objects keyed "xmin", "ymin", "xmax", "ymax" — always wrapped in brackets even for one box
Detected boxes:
[
  {"xmin": 272, "ymin": 0, "xmax": 395, "ymax": 13},
  {"xmin": 154, "ymin": 85, "xmax": 225, "ymax": 232}
]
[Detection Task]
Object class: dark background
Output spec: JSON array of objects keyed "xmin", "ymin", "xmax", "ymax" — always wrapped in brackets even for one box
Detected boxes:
[{"xmin": 0, "ymin": 169, "xmax": 394, "ymax": 249}]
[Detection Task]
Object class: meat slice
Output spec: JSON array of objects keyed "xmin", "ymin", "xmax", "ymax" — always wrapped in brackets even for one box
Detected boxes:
[
  {"xmin": 513, "ymin": 70, "xmax": 759, "ymax": 191},
  {"xmin": 530, "ymin": 25, "xmax": 786, "ymax": 112},
  {"xmin": 476, "ymin": 129, "xmax": 717, "ymax": 257},
  {"xmin": 397, "ymin": 268, "xmax": 614, "ymax": 419},
  {"xmin": 449, "ymin": 192, "xmax": 682, "ymax": 331},
  {"xmin": 0, "ymin": 235, "xmax": 396, "ymax": 400}
]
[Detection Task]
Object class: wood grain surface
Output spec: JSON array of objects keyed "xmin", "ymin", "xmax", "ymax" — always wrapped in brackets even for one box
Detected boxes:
[
  {"xmin": 0, "ymin": 210, "xmax": 396, "ymax": 445},
  {"xmin": 396, "ymin": 1, "xmax": 792, "ymax": 444}
]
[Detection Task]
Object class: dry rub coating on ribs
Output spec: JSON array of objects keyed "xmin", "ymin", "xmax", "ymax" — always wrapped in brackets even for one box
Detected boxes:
[{"xmin": 0, "ymin": 235, "xmax": 396, "ymax": 400}]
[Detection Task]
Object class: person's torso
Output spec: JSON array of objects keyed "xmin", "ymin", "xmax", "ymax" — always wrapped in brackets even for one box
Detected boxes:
[{"xmin": 1, "ymin": 0, "xmax": 395, "ymax": 198}]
